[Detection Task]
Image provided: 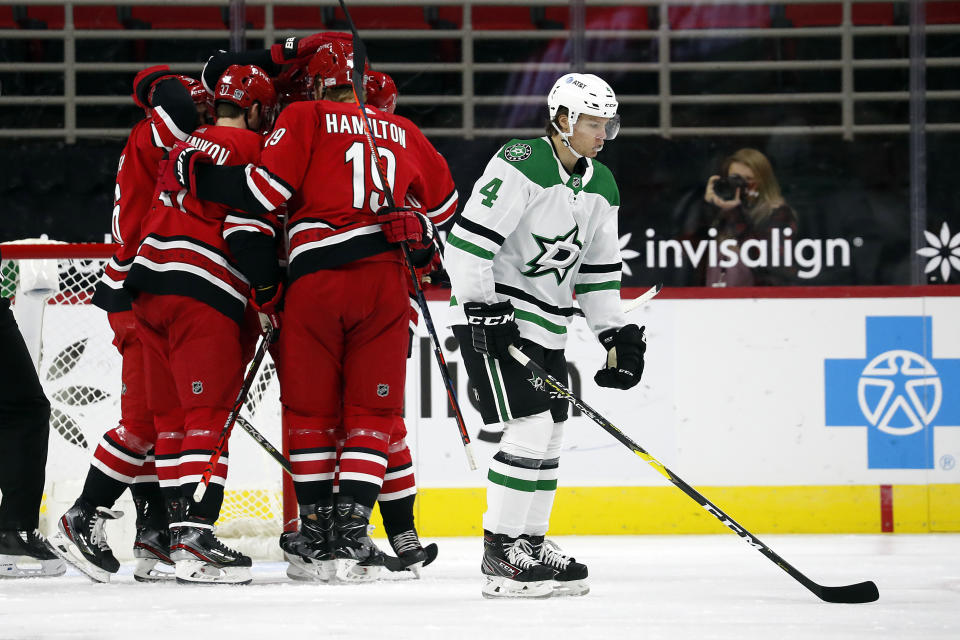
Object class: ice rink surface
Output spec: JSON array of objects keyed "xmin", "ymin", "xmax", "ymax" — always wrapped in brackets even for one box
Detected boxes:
[{"xmin": 1, "ymin": 534, "xmax": 957, "ymax": 640}]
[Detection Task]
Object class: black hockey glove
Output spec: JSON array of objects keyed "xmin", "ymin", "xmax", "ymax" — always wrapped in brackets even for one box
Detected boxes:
[
  {"xmin": 463, "ymin": 301, "xmax": 520, "ymax": 361},
  {"xmin": 157, "ymin": 141, "xmax": 212, "ymax": 194},
  {"xmin": 594, "ymin": 324, "xmax": 646, "ymax": 390}
]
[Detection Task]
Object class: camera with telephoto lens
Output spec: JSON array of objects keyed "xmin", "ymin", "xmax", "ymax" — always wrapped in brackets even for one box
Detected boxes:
[{"xmin": 713, "ymin": 174, "xmax": 749, "ymax": 201}]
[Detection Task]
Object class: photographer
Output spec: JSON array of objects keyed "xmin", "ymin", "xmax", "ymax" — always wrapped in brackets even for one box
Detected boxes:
[{"xmin": 701, "ymin": 148, "xmax": 798, "ymax": 286}]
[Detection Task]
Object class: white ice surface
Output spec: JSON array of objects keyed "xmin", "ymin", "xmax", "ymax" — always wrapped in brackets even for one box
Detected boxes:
[{"xmin": 1, "ymin": 534, "xmax": 958, "ymax": 640}]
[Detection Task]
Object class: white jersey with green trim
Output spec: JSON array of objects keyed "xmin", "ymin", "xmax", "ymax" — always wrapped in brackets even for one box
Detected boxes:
[{"xmin": 446, "ymin": 136, "xmax": 628, "ymax": 350}]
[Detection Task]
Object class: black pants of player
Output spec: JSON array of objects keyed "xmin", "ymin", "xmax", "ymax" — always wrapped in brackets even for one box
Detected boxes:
[
  {"xmin": 453, "ymin": 325, "xmax": 569, "ymax": 425},
  {"xmin": 0, "ymin": 298, "xmax": 51, "ymax": 531}
]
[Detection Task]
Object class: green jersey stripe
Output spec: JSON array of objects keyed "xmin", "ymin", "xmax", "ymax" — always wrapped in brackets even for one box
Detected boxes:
[
  {"xmin": 448, "ymin": 233, "xmax": 495, "ymax": 260},
  {"xmin": 485, "ymin": 356, "xmax": 511, "ymax": 420},
  {"xmin": 514, "ymin": 309, "xmax": 567, "ymax": 334},
  {"xmin": 574, "ymin": 280, "xmax": 621, "ymax": 294},
  {"xmin": 488, "ymin": 468, "xmax": 538, "ymax": 492}
]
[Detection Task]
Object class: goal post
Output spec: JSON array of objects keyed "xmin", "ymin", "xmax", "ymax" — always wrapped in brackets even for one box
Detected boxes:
[{"xmin": 0, "ymin": 239, "xmax": 293, "ymax": 560}]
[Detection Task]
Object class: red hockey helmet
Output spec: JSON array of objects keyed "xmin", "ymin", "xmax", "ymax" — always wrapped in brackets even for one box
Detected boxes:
[
  {"xmin": 366, "ymin": 71, "xmax": 398, "ymax": 114},
  {"xmin": 176, "ymin": 74, "xmax": 214, "ymax": 122},
  {"xmin": 307, "ymin": 40, "xmax": 368, "ymax": 94},
  {"xmin": 215, "ymin": 64, "xmax": 278, "ymax": 133}
]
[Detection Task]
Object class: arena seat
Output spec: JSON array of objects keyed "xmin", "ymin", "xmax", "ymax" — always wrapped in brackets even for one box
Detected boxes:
[
  {"xmin": 330, "ymin": 6, "xmax": 430, "ymax": 29},
  {"xmin": 429, "ymin": 5, "xmax": 541, "ymax": 30},
  {"xmin": 75, "ymin": 7, "xmax": 124, "ymax": 30},
  {"xmin": 23, "ymin": 6, "xmax": 65, "ymax": 29},
  {"xmin": 540, "ymin": 6, "xmax": 650, "ymax": 30},
  {"xmin": 0, "ymin": 6, "xmax": 17, "ymax": 28},
  {"xmin": 669, "ymin": 5, "xmax": 772, "ymax": 29},
  {"xmin": 927, "ymin": 2, "xmax": 960, "ymax": 24},
  {"xmin": 128, "ymin": 5, "xmax": 226, "ymax": 30},
  {"xmin": 784, "ymin": 3, "xmax": 895, "ymax": 27},
  {"xmin": 273, "ymin": 6, "xmax": 327, "ymax": 29}
]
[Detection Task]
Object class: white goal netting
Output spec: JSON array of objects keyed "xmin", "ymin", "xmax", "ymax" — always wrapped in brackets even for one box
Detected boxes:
[{"xmin": 1, "ymin": 239, "xmax": 288, "ymax": 559}]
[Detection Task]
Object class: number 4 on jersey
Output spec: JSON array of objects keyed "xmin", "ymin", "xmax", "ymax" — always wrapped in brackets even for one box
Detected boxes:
[{"xmin": 478, "ymin": 177, "xmax": 502, "ymax": 208}]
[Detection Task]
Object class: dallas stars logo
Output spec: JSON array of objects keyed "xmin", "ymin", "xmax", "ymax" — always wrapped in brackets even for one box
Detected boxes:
[
  {"xmin": 504, "ymin": 143, "xmax": 532, "ymax": 162},
  {"xmin": 522, "ymin": 225, "xmax": 582, "ymax": 285}
]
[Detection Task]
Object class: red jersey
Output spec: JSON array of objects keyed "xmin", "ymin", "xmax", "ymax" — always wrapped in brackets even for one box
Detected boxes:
[
  {"xmin": 246, "ymin": 100, "xmax": 457, "ymax": 283},
  {"xmin": 93, "ymin": 94, "xmax": 198, "ymax": 313},
  {"xmin": 125, "ymin": 125, "xmax": 275, "ymax": 323}
]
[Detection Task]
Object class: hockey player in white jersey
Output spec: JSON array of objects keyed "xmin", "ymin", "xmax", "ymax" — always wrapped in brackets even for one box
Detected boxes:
[{"xmin": 445, "ymin": 73, "xmax": 646, "ymax": 599}]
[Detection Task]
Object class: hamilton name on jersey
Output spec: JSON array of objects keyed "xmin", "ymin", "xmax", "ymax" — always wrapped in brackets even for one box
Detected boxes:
[{"xmin": 323, "ymin": 112, "xmax": 408, "ymax": 149}]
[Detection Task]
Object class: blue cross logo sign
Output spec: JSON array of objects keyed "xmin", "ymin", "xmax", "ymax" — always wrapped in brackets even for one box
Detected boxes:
[{"xmin": 825, "ymin": 316, "xmax": 960, "ymax": 469}]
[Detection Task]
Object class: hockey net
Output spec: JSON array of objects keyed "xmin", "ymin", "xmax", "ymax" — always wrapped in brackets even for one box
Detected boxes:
[{"xmin": 1, "ymin": 239, "xmax": 291, "ymax": 559}]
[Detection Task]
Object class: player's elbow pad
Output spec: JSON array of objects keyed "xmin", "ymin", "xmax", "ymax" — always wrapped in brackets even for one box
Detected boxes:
[
  {"xmin": 150, "ymin": 78, "xmax": 198, "ymax": 141},
  {"xmin": 194, "ymin": 164, "xmax": 270, "ymax": 215},
  {"xmin": 227, "ymin": 231, "xmax": 281, "ymax": 288}
]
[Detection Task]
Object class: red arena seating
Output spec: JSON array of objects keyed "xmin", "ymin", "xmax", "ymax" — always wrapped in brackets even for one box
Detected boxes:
[
  {"xmin": 0, "ymin": 6, "xmax": 15, "ymax": 28},
  {"xmin": 129, "ymin": 6, "xmax": 226, "ymax": 30},
  {"xmin": 434, "ymin": 5, "xmax": 537, "ymax": 29},
  {"xmin": 784, "ymin": 3, "xmax": 895, "ymax": 27},
  {"xmin": 926, "ymin": 2, "xmax": 960, "ymax": 24},
  {"xmin": 273, "ymin": 6, "xmax": 327, "ymax": 29},
  {"xmin": 75, "ymin": 7, "xmax": 124, "ymax": 30},
  {"xmin": 24, "ymin": 6, "xmax": 65, "ymax": 29},
  {"xmin": 332, "ymin": 6, "xmax": 429, "ymax": 29},
  {"xmin": 669, "ymin": 4, "xmax": 772, "ymax": 29}
]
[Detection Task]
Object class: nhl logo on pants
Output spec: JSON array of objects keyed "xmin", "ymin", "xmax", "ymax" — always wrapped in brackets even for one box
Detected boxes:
[
  {"xmin": 377, "ymin": 383, "xmax": 390, "ymax": 397},
  {"xmin": 192, "ymin": 381, "xmax": 203, "ymax": 395}
]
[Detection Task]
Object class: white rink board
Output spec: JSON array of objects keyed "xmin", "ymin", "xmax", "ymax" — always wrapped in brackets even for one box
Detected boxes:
[
  {"xmin": 25, "ymin": 292, "xmax": 960, "ymax": 508},
  {"xmin": 408, "ymin": 295, "xmax": 960, "ymax": 488}
]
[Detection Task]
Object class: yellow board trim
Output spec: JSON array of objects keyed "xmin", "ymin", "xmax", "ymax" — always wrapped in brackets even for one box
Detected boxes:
[{"xmin": 368, "ymin": 483, "xmax": 960, "ymax": 537}]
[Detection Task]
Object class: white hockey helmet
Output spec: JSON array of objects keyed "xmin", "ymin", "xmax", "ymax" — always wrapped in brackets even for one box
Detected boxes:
[{"xmin": 547, "ymin": 73, "xmax": 621, "ymax": 149}]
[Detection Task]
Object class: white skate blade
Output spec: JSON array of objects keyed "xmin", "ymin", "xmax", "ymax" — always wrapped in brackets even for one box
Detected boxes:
[
  {"xmin": 133, "ymin": 558, "xmax": 175, "ymax": 583},
  {"xmin": 552, "ymin": 579, "xmax": 590, "ymax": 597},
  {"xmin": 0, "ymin": 554, "xmax": 67, "ymax": 578},
  {"xmin": 482, "ymin": 575, "xmax": 553, "ymax": 599},
  {"xmin": 284, "ymin": 553, "xmax": 337, "ymax": 582},
  {"xmin": 336, "ymin": 558, "xmax": 381, "ymax": 583},
  {"xmin": 49, "ymin": 533, "xmax": 112, "ymax": 583},
  {"xmin": 175, "ymin": 559, "xmax": 252, "ymax": 585}
]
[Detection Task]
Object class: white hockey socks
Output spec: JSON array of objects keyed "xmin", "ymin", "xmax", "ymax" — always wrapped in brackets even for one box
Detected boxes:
[
  {"xmin": 483, "ymin": 412, "xmax": 553, "ymax": 537},
  {"xmin": 525, "ymin": 421, "xmax": 564, "ymax": 537}
]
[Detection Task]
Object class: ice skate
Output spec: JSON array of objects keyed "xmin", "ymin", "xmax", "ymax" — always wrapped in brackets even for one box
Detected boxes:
[
  {"xmin": 331, "ymin": 498, "xmax": 385, "ymax": 583},
  {"xmin": 481, "ymin": 531, "xmax": 555, "ymax": 599},
  {"xmin": 0, "ymin": 529, "xmax": 66, "ymax": 578},
  {"xmin": 527, "ymin": 536, "xmax": 589, "ymax": 597},
  {"xmin": 281, "ymin": 502, "xmax": 337, "ymax": 582},
  {"xmin": 172, "ymin": 524, "xmax": 252, "ymax": 585},
  {"xmin": 133, "ymin": 526, "xmax": 174, "ymax": 582},
  {"xmin": 50, "ymin": 500, "xmax": 122, "ymax": 583},
  {"xmin": 385, "ymin": 528, "xmax": 438, "ymax": 578}
]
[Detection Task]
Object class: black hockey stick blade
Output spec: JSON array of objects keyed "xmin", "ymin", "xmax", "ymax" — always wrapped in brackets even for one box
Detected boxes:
[
  {"xmin": 383, "ymin": 543, "xmax": 438, "ymax": 573},
  {"xmin": 814, "ymin": 580, "xmax": 879, "ymax": 604}
]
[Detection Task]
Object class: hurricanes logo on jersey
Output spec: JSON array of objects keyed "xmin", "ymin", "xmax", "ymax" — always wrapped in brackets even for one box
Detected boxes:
[
  {"xmin": 522, "ymin": 225, "xmax": 582, "ymax": 285},
  {"xmin": 504, "ymin": 143, "xmax": 532, "ymax": 162}
]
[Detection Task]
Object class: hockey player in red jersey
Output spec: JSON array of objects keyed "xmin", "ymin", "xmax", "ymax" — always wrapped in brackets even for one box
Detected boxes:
[
  {"xmin": 50, "ymin": 67, "xmax": 207, "ymax": 584},
  {"xmin": 124, "ymin": 64, "xmax": 281, "ymax": 585},
  {"xmin": 160, "ymin": 41, "xmax": 457, "ymax": 582}
]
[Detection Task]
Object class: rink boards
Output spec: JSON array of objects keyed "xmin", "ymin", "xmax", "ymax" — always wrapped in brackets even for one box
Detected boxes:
[
  {"xmin": 400, "ymin": 286, "xmax": 960, "ymax": 535},
  {"xmin": 24, "ymin": 284, "xmax": 960, "ymax": 537}
]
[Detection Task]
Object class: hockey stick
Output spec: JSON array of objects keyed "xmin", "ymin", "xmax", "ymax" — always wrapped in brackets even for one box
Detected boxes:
[
  {"xmin": 193, "ymin": 326, "xmax": 275, "ymax": 502},
  {"xmin": 572, "ymin": 282, "xmax": 662, "ymax": 318},
  {"xmin": 236, "ymin": 415, "xmax": 292, "ymax": 475},
  {"xmin": 507, "ymin": 345, "xmax": 879, "ymax": 604},
  {"xmin": 337, "ymin": 0, "xmax": 477, "ymax": 471}
]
